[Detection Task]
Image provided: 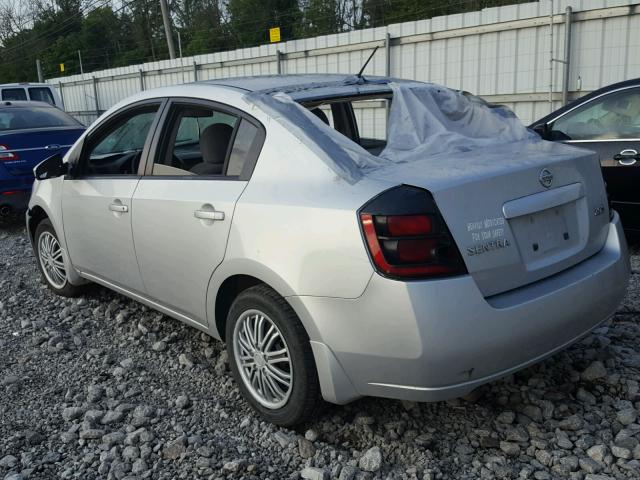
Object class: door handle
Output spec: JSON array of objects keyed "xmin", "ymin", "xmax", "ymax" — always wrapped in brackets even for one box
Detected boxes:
[
  {"xmin": 613, "ymin": 149, "xmax": 638, "ymax": 166},
  {"xmin": 194, "ymin": 209, "xmax": 224, "ymax": 221},
  {"xmin": 109, "ymin": 203, "xmax": 128, "ymax": 213},
  {"xmin": 44, "ymin": 144, "xmax": 61, "ymax": 151}
]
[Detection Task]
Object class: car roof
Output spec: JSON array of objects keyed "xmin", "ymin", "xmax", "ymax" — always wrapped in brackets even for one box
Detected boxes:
[
  {"xmin": 197, "ymin": 74, "xmax": 412, "ymax": 101},
  {"xmin": 200, "ymin": 74, "xmax": 356, "ymax": 92},
  {"xmin": 0, "ymin": 100, "xmax": 54, "ymax": 109},
  {"xmin": 0, "ymin": 83, "xmax": 52, "ymax": 88},
  {"xmin": 531, "ymin": 77, "xmax": 640, "ymax": 126}
]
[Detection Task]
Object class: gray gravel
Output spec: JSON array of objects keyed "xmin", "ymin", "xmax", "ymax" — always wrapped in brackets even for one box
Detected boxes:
[{"xmin": 1, "ymin": 223, "xmax": 639, "ymax": 480}]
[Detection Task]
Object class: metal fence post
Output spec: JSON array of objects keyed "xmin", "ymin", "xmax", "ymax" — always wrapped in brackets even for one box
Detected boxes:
[
  {"xmin": 385, "ymin": 32, "xmax": 391, "ymax": 135},
  {"xmin": 562, "ymin": 7, "xmax": 572, "ymax": 105},
  {"xmin": 385, "ymin": 33, "xmax": 391, "ymax": 77},
  {"xmin": 193, "ymin": 61, "xmax": 198, "ymax": 82},
  {"xmin": 276, "ymin": 50, "xmax": 283, "ymax": 75},
  {"xmin": 58, "ymin": 82, "xmax": 65, "ymax": 111},
  {"xmin": 139, "ymin": 69, "xmax": 145, "ymax": 91},
  {"xmin": 92, "ymin": 76, "xmax": 100, "ymax": 117},
  {"xmin": 36, "ymin": 59, "xmax": 43, "ymax": 83}
]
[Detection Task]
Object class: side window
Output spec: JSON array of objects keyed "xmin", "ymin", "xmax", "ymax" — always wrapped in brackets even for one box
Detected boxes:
[
  {"xmin": 81, "ymin": 104, "xmax": 159, "ymax": 176},
  {"xmin": 307, "ymin": 98, "xmax": 389, "ymax": 155},
  {"xmin": 352, "ymin": 98, "xmax": 388, "ymax": 155},
  {"xmin": 2, "ymin": 88, "xmax": 27, "ymax": 101},
  {"xmin": 551, "ymin": 88, "xmax": 640, "ymax": 140},
  {"xmin": 152, "ymin": 104, "xmax": 239, "ymax": 176},
  {"xmin": 29, "ymin": 87, "xmax": 55, "ymax": 105},
  {"xmin": 227, "ymin": 119, "xmax": 262, "ymax": 176}
]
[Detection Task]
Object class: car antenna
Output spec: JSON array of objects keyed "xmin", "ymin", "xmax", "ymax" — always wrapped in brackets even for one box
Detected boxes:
[{"xmin": 356, "ymin": 46, "xmax": 379, "ymax": 79}]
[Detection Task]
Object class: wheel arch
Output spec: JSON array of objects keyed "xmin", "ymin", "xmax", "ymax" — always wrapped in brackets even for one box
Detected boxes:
[
  {"xmin": 207, "ymin": 259, "xmax": 321, "ymax": 342},
  {"xmin": 26, "ymin": 204, "xmax": 49, "ymax": 245},
  {"xmin": 27, "ymin": 197, "xmax": 86, "ymax": 286}
]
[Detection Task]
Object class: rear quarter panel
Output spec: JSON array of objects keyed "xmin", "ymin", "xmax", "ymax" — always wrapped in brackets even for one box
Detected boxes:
[{"xmin": 207, "ymin": 115, "xmax": 391, "ymax": 328}]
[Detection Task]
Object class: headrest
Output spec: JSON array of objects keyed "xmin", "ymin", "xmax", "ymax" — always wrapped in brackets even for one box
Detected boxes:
[
  {"xmin": 311, "ymin": 108, "xmax": 330, "ymax": 125},
  {"xmin": 200, "ymin": 123, "xmax": 233, "ymax": 164}
]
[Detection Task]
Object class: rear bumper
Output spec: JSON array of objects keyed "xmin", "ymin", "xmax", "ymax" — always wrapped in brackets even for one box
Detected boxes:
[
  {"xmin": 1, "ymin": 174, "xmax": 33, "ymax": 212},
  {"xmin": 291, "ymin": 212, "xmax": 630, "ymax": 404},
  {"xmin": 0, "ymin": 188, "xmax": 30, "ymax": 212}
]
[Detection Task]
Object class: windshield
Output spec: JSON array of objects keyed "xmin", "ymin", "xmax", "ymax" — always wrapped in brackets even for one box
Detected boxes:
[{"xmin": 0, "ymin": 106, "xmax": 80, "ymax": 131}]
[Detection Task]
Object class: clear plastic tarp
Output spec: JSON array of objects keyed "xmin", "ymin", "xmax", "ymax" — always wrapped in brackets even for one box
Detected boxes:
[{"xmin": 246, "ymin": 81, "xmax": 541, "ymax": 184}]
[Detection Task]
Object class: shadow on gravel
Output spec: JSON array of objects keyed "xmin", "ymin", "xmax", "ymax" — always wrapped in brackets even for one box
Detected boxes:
[{"xmin": 0, "ymin": 214, "xmax": 26, "ymax": 232}]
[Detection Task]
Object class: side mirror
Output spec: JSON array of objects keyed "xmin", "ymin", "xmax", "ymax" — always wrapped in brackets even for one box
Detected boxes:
[
  {"xmin": 33, "ymin": 153, "xmax": 68, "ymax": 180},
  {"xmin": 531, "ymin": 123, "xmax": 548, "ymax": 139}
]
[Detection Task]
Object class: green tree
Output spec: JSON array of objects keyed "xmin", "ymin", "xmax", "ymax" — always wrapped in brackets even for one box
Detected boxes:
[
  {"xmin": 298, "ymin": 0, "xmax": 345, "ymax": 37},
  {"xmin": 0, "ymin": 0, "xmax": 535, "ymax": 83},
  {"xmin": 174, "ymin": 0, "xmax": 229, "ymax": 56},
  {"xmin": 226, "ymin": 0, "xmax": 301, "ymax": 47}
]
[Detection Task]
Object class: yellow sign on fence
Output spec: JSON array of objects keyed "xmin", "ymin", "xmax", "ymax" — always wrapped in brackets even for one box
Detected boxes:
[
  {"xmin": 59, "ymin": 63, "xmax": 65, "ymax": 73},
  {"xmin": 269, "ymin": 27, "xmax": 281, "ymax": 43}
]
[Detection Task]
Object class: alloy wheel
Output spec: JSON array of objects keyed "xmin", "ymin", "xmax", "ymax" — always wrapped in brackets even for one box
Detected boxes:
[
  {"xmin": 38, "ymin": 231, "xmax": 67, "ymax": 289},
  {"xmin": 233, "ymin": 309, "xmax": 293, "ymax": 409}
]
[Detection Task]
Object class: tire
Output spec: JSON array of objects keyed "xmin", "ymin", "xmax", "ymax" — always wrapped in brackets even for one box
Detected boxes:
[
  {"xmin": 226, "ymin": 284, "xmax": 322, "ymax": 426},
  {"xmin": 34, "ymin": 218, "xmax": 84, "ymax": 297}
]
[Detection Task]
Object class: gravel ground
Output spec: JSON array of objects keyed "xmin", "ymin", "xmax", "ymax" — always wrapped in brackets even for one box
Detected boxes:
[{"xmin": 1, "ymin": 222, "xmax": 639, "ymax": 480}]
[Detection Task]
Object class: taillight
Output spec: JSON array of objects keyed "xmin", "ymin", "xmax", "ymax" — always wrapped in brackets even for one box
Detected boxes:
[
  {"xmin": 359, "ymin": 185, "xmax": 467, "ymax": 279},
  {"xmin": 0, "ymin": 145, "xmax": 19, "ymax": 161}
]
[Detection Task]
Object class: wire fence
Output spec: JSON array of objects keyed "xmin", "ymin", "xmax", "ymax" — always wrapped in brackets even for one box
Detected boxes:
[{"xmin": 47, "ymin": 0, "xmax": 640, "ymax": 127}]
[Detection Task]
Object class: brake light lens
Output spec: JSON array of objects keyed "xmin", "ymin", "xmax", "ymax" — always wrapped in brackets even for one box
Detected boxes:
[
  {"xmin": 359, "ymin": 186, "xmax": 467, "ymax": 279},
  {"xmin": 0, "ymin": 145, "xmax": 19, "ymax": 161},
  {"xmin": 387, "ymin": 214, "xmax": 432, "ymax": 236}
]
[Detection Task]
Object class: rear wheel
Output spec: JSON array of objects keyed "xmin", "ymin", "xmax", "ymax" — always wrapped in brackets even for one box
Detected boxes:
[
  {"xmin": 34, "ymin": 219, "xmax": 84, "ymax": 297},
  {"xmin": 226, "ymin": 284, "xmax": 322, "ymax": 426}
]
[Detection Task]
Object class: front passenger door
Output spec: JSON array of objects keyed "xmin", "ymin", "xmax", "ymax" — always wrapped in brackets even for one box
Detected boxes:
[
  {"xmin": 62, "ymin": 101, "xmax": 164, "ymax": 293},
  {"xmin": 548, "ymin": 87, "xmax": 640, "ymax": 231}
]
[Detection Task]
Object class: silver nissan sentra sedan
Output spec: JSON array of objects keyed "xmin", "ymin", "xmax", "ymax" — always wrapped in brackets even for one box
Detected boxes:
[{"xmin": 26, "ymin": 74, "xmax": 630, "ymax": 426}]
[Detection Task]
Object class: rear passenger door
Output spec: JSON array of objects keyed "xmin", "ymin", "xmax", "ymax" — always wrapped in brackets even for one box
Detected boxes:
[{"xmin": 132, "ymin": 98, "xmax": 265, "ymax": 326}]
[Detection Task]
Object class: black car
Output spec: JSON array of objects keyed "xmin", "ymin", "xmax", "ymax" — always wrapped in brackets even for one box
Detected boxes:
[{"xmin": 530, "ymin": 78, "xmax": 640, "ymax": 235}]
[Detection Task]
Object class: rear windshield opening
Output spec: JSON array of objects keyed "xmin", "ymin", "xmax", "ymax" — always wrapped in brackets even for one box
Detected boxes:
[{"xmin": 304, "ymin": 95, "xmax": 390, "ymax": 156}]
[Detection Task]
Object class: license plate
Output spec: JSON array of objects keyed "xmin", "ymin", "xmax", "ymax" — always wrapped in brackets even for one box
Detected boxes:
[{"xmin": 509, "ymin": 201, "xmax": 580, "ymax": 268}]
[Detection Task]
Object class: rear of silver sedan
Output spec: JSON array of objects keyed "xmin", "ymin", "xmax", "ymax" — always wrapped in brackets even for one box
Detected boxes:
[
  {"xmin": 294, "ymin": 211, "xmax": 628, "ymax": 404},
  {"xmin": 275, "ymin": 81, "xmax": 631, "ymax": 406}
]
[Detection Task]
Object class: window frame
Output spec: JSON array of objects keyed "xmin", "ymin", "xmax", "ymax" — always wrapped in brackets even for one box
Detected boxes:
[
  {"xmin": 28, "ymin": 87, "xmax": 55, "ymax": 105},
  {"xmin": 71, "ymin": 98, "xmax": 167, "ymax": 180},
  {"xmin": 546, "ymin": 85, "xmax": 640, "ymax": 143},
  {"xmin": 1, "ymin": 87, "xmax": 28, "ymax": 101},
  {"xmin": 144, "ymin": 97, "xmax": 265, "ymax": 181}
]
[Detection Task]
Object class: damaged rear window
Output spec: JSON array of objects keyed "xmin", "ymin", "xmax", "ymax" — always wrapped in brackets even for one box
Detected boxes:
[
  {"xmin": 246, "ymin": 82, "xmax": 538, "ymax": 183},
  {"xmin": 304, "ymin": 95, "xmax": 390, "ymax": 156}
]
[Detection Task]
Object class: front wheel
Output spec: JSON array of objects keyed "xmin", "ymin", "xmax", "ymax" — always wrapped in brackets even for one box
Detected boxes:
[
  {"xmin": 34, "ymin": 219, "xmax": 84, "ymax": 297},
  {"xmin": 226, "ymin": 285, "xmax": 322, "ymax": 426}
]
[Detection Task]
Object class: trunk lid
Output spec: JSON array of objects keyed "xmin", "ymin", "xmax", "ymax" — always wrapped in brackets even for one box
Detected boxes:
[
  {"xmin": 0, "ymin": 127, "xmax": 84, "ymax": 176},
  {"xmin": 369, "ymin": 141, "xmax": 610, "ymax": 297}
]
